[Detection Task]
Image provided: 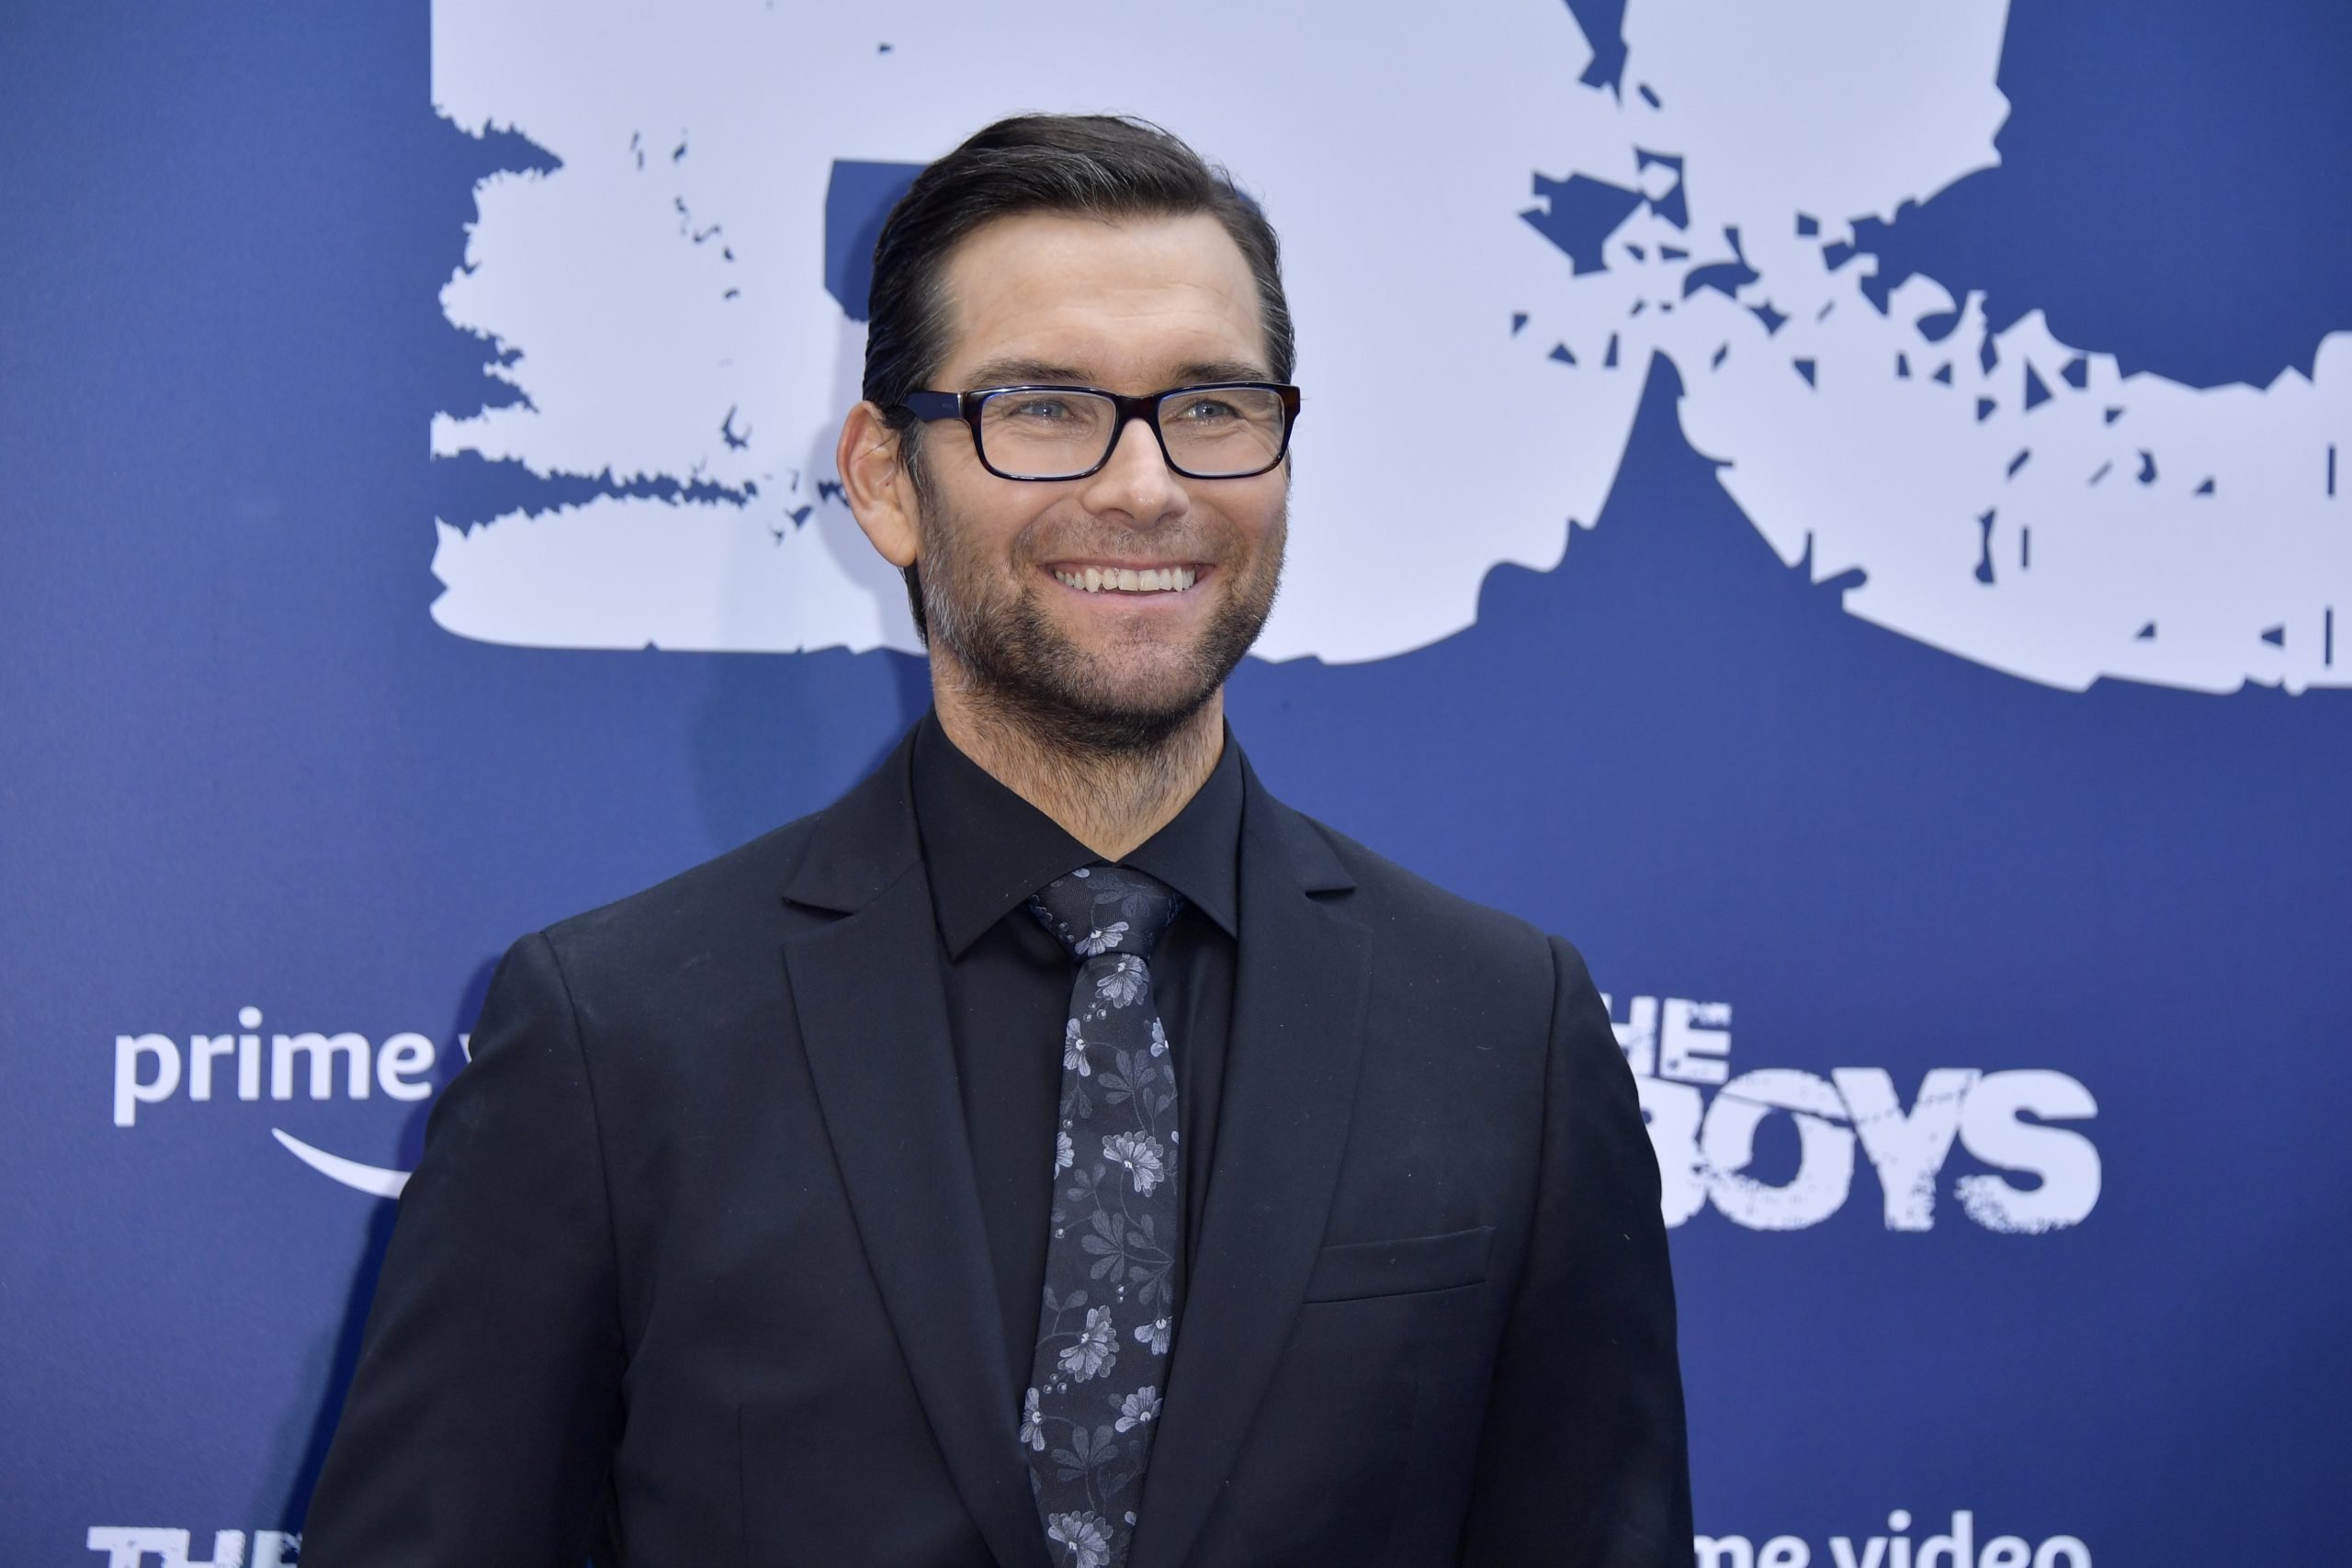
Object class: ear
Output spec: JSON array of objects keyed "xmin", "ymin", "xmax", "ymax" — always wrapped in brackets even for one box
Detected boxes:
[{"xmin": 835, "ymin": 400, "xmax": 921, "ymax": 570}]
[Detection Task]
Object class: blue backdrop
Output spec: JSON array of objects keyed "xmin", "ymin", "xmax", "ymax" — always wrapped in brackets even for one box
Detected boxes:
[{"xmin": 6, "ymin": 4, "xmax": 2347, "ymax": 1565}]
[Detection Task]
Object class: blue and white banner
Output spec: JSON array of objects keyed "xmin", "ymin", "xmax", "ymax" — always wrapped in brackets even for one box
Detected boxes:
[{"xmin": 6, "ymin": 1, "xmax": 2346, "ymax": 1562}]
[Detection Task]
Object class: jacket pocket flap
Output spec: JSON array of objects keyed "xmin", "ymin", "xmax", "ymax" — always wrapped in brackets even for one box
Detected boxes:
[{"xmin": 1302, "ymin": 1224, "xmax": 1495, "ymax": 1303}]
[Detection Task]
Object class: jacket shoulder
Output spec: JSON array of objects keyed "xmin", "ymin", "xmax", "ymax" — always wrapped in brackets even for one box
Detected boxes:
[
  {"xmin": 1271, "ymin": 795, "xmax": 1566, "ymax": 987},
  {"xmin": 535, "ymin": 809, "xmax": 826, "ymax": 978}
]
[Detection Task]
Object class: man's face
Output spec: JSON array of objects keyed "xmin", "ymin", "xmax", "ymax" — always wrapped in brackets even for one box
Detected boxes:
[{"xmin": 909, "ymin": 210, "xmax": 1289, "ymax": 752}]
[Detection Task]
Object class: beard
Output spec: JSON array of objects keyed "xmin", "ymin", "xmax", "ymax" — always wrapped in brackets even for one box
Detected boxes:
[{"xmin": 914, "ymin": 487, "xmax": 1285, "ymax": 758}]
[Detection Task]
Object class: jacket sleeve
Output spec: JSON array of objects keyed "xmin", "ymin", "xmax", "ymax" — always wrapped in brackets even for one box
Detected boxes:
[
  {"xmin": 1457, "ymin": 936, "xmax": 1693, "ymax": 1566},
  {"xmin": 301, "ymin": 932, "xmax": 625, "ymax": 1565}
]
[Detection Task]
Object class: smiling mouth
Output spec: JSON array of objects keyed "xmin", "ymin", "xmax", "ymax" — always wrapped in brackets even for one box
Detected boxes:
[{"xmin": 1051, "ymin": 565, "xmax": 1199, "ymax": 594}]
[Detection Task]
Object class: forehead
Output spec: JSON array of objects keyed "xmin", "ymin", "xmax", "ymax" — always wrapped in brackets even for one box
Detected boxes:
[{"xmin": 933, "ymin": 209, "xmax": 1271, "ymax": 386}]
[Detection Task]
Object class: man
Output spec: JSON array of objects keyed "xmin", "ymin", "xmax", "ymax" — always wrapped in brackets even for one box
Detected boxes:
[{"xmin": 305, "ymin": 115, "xmax": 1690, "ymax": 1567}]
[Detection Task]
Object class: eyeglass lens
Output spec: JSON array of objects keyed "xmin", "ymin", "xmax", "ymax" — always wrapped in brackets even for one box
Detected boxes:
[{"xmin": 976, "ymin": 388, "xmax": 1289, "ymax": 479}]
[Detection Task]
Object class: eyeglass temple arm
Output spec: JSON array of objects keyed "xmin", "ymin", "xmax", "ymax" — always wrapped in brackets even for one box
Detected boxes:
[{"xmin": 896, "ymin": 390, "xmax": 965, "ymax": 422}]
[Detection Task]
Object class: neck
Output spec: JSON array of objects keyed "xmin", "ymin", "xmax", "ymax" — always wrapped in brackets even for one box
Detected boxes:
[{"xmin": 932, "ymin": 671, "xmax": 1226, "ymax": 862}]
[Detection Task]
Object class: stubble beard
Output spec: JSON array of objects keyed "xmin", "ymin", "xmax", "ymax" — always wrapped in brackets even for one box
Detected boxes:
[{"xmin": 916, "ymin": 489, "xmax": 1285, "ymax": 761}]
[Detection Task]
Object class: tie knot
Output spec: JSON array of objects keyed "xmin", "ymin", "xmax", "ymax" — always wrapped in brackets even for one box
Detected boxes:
[{"xmin": 1027, "ymin": 863, "xmax": 1182, "ymax": 964}]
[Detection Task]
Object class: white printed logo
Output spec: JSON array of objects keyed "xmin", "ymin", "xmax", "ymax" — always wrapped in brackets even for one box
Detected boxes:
[
  {"xmin": 427, "ymin": 0, "xmax": 2346, "ymax": 693},
  {"xmin": 110, "ymin": 1008, "xmax": 459, "ymax": 1198},
  {"xmin": 86, "ymin": 1529, "xmax": 298, "ymax": 1568},
  {"xmin": 1694, "ymin": 1509, "xmax": 2090, "ymax": 1568},
  {"xmin": 1611, "ymin": 996, "xmax": 2100, "ymax": 1234}
]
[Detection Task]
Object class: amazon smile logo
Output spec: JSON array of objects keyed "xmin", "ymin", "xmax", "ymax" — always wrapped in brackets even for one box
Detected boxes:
[{"xmin": 111, "ymin": 1007, "xmax": 463, "ymax": 1198}]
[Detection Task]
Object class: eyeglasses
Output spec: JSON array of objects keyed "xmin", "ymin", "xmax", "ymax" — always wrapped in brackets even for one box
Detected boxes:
[{"xmin": 895, "ymin": 382, "xmax": 1302, "ymax": 481}]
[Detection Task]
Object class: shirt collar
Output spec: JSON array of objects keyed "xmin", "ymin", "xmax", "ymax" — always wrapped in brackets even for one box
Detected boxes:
[{"xmin": 910, "ymin": 709, "xmax": 1245, "ymax": 957}]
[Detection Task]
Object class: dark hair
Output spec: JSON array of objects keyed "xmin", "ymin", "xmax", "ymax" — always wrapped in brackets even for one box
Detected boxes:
[{"xmin": 861, "ymin": 114, "xmax": 1295, "ymax": 638}]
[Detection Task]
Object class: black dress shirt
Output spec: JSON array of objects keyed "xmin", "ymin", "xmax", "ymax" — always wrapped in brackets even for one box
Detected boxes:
[{"xmin": 910, "ymin": 711, "xmax": 1243, "ymax": 1400}]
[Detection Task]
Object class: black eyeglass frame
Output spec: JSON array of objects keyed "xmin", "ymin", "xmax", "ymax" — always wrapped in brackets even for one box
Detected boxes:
[{"xmin": 895, "ymin": 382, "xmax": 1303, "ymax": 481}]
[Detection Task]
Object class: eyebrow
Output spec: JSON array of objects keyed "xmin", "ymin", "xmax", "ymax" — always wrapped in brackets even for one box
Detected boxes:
[
  {"xmin": 956, "ymin": 355, "xmax": 1278, "ymax": 391},
  {"xmin": 960, "ymin": 357, "xmax": 1086, "ymax": 389},
  {"xmin": 1171, "ymin": 357, "xmax": 1276, "ymax": 384}
]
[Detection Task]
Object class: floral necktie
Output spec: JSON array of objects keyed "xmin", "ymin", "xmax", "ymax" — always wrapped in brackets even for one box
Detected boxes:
[{"xmin": 1018, "ymin": 863, "xmax": 1185, "ymax": 1568}]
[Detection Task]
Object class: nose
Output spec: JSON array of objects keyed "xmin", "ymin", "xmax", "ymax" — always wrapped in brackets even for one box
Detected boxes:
[{"xmin": 1077, "ymin": 413, "xmax": 1188, "ymax": 528}]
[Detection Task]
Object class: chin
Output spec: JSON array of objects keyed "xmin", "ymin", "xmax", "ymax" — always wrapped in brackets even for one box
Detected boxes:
[{"xmin": 1017, "ymin": 653, "xmax": 1226, "ymax": 755}]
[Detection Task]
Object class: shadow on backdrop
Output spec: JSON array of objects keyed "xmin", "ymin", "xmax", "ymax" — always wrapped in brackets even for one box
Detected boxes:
[
  {"xmin": 688, "ymin": 645, "xmax": 933, "ymax": 855},
  {"xmin": 262, "ymin": 953, "xmax": 503, "ymax": 1531}
]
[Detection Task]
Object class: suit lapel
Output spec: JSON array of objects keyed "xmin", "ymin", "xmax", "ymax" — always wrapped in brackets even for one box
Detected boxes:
[
  {"xmin": 1129, "ymin": 765, "xmax": 1372, "ymax": 1568},
  {"xmin": 782, "ymin": 739, "xmax": 1050, "ymax": 1568}
]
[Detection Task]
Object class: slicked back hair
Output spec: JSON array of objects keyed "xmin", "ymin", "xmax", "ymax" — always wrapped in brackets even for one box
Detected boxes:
[{"xmin": 860, "ymin": 114, "xmax": 1295, "ymax": 640}]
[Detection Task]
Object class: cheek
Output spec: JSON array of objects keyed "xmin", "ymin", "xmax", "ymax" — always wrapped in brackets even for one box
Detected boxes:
[
  {"xmin": 922, "ymin": 490, "xmax": 1047, "ymax": 578},
  {"xmin": 1227, "ymin": 482, "xmax": 1290, "ymax": 559}
]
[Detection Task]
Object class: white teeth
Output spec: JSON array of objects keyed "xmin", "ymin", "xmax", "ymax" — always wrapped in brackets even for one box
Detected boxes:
[{"xmin": 1055, "ymin": 566, "xmax": 1200, "ymax": 594}]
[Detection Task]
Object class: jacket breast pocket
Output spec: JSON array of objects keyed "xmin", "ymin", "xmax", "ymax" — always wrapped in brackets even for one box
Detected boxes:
[{"xmin": 1301, "ymin": 1224, "xmax": 1494, "ymax": 1303}]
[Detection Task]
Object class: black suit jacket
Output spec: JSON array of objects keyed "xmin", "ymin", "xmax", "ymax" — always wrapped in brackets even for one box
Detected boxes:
[{"xmin": 304, "ymin": 731, "xmax": 1690, "ymax": 1567}]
